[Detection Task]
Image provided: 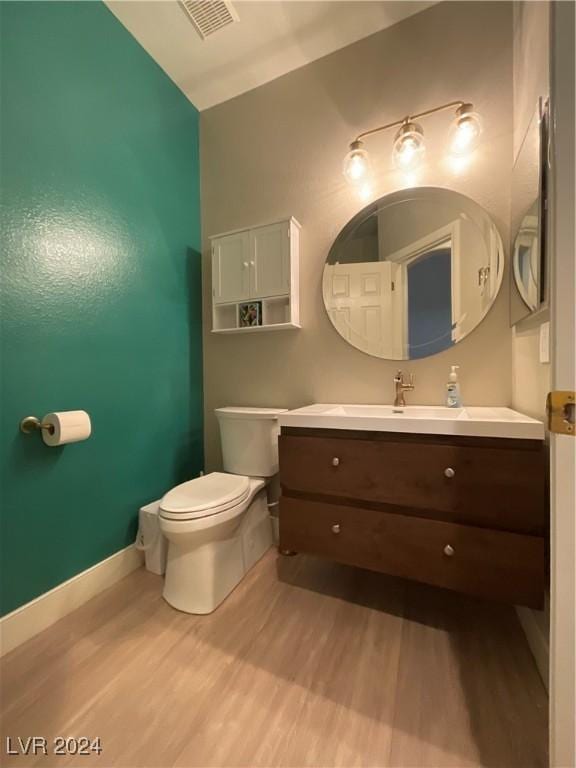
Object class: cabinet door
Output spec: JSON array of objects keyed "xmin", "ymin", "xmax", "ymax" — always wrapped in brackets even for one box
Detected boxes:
[
  {"xmin": 249, "ymin": 222, "xmax": 290, "ymax": 298},
  {"xmin": 212, "ymin": 232, "xmax": 250, "ymax": 304}
]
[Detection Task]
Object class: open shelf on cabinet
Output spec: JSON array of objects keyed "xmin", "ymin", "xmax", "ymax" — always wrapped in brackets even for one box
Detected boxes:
[
  {"xmin": 262, "ymin": 295, "xmax": 291, "ymax": 325},
  {"xmin": 212, "ymin": 295, "xmax": 300, "ymax": 333},
  {"xmin": 213, "ymin": 302, "xmax": 238, "ymax": 331},
  {"xmin": 212, "ymin": 322, "xmax": 300, "ymax": 334}
]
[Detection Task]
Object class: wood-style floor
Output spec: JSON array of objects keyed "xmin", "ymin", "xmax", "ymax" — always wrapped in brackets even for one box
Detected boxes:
[{"xmin": 1, "ymin": 550, "xmax": 548, "ymax": 768}]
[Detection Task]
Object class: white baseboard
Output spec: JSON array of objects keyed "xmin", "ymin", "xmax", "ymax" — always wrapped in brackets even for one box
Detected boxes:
[
  {"xmin": 516, "ymin": 605, "xmax": 550, "ymax": 690},
  {"xmin": 0, "ymin": 545, "xmax": 144, "ymax": 658}
]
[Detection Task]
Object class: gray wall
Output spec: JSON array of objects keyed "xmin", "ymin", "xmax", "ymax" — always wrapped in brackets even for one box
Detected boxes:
[{"xmin": 201, "ymin": 1, "xmax": 513, "ymax": 469}]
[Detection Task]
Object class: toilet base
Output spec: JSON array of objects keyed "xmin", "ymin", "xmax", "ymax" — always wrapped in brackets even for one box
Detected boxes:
[{"xmin": 162, "ymin": 489, "xmax": 272, "ymax": 614}]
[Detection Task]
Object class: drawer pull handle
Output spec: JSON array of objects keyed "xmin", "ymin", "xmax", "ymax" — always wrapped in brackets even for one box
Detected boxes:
[
  {"xmin": 331, "ymin": 524, "xmax": 341, "ymax": 534},
  {"xmin": 332, "ymin": 457, "xmax": 340, "ymax": 467},
  {"xmin": 444, "ymin": 467, "xmax": 455, "ymax": 478},
  {"xmin": 444, "ymin": 544, "xmax": 455, "ymax": 557}
]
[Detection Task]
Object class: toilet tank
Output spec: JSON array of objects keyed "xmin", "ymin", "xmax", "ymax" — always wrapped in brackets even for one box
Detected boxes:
[{"xmin": 215, "ymin": 407, "xmax": 287, "ymax": 477}]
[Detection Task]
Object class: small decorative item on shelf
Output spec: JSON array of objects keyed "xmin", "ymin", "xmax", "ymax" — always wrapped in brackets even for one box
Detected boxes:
[{"xmin": 239, "ymin": 301, "xmax": 262, "ymax": 328}]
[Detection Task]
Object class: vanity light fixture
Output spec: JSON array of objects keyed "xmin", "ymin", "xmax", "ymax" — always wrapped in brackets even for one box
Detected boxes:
[{"xmin": 343, "ymin": 100, "xmax": 482, "ymax": 183}]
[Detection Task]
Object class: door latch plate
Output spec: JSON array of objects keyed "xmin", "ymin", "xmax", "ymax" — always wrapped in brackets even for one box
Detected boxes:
[{"xmin": 546, "ymin": 391, "xmax": 575, "ymax": 435}]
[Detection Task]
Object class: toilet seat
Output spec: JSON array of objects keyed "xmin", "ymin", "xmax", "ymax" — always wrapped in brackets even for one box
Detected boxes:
[{"xmin": 159, "ymin": 472, "xmax": 251, "ymax": 521}]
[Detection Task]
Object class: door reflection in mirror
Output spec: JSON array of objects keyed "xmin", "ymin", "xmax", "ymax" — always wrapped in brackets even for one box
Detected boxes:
[{"xmin": 407, "ymin": 245, "xmax": 453, "ymax": 359}]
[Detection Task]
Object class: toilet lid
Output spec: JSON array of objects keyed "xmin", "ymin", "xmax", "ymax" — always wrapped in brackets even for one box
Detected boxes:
[{"xmin": 159, "ymin": 472, "xmax": 250, "ymax": 518}]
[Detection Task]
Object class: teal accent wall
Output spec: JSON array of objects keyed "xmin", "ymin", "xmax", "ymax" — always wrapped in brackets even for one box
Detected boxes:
[{"xmin": 0, "ymin": 1, "xmax": 203, "ymax": 615}]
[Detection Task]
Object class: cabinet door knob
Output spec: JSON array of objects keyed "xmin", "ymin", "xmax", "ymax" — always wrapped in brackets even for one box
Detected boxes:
[
  {"xmin": 444, "ymin": 544, "xmax": 455, "ymax": 557},
  {"xmin": 250, "ymin": 260, "xmax": 255, "ymax": 266},
  {"xmin": 331, "ymin": 524, "xmax": 341, "ymax": 534},
  {"xmin": 444, "ymin": 467, "xmax": 455, "ymax": 478},
  {"xmin": 243, "ymin": 261, "xmax": 249, "ymax": 268},
  {"xmin": 332, "ymin": 457, "xmax": 340, "ymax": 467}
]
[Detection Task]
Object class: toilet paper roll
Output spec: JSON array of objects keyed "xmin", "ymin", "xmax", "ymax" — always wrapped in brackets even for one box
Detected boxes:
[{"xmin": 42, "ymin": 411, "xmax": 92, "ymax": 447}]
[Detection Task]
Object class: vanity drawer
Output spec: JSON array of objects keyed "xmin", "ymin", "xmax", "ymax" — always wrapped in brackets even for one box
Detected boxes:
[
  {"xmin": 279, "ymin": 433, "xmax": 546, "ymax": 534},
  {"xmin": 279, "ymin": 497, "xmax": 545, "ymax": 608}
]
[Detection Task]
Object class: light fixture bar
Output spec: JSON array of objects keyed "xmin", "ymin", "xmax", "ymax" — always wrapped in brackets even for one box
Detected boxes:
[
  {"xmin": 342, "ymin": 99, "xmax": 482, "ymax": 188},
  {"xmin": 353, "ymin": 100, "xmax": 466, "ymax": 144}
]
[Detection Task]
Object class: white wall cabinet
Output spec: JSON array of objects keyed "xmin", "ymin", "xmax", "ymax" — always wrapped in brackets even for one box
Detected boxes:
[{"xmin": 210, "ymin": 218, "xmax": 300, "ymax": 333}]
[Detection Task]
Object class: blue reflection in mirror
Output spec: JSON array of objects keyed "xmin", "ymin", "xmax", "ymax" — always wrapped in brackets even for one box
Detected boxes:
[{"xmin": 407, "ymin": 246, "xmax": 454, "ymax": 359}]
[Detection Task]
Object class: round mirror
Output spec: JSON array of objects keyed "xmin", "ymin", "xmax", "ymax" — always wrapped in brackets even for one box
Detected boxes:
[
  {"xmin": 323, "ymin": 187, "xmax": 504, "ymax": 360},
  {"xmin": 512, "ymin": 200, "xmax": 539, "ymax": 312}
]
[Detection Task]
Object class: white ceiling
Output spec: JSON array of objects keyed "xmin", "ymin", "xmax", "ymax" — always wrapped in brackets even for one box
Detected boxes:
[{"xmin": 105, "ymin": 1, "xmax": 435, "ymax": 110}]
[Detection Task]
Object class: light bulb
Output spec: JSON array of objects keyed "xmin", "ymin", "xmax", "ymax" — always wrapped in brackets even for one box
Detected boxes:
[
  {"xmin": 393, "ymin": 122, "xmax": 425, "ymax": 171},
  {"xmin": 343, "ymin": 140, "xmax": 372, "ymax": 184},
  {"xmin": 449, "ymin": 103, "xmax": 482, "ymax": 155}
]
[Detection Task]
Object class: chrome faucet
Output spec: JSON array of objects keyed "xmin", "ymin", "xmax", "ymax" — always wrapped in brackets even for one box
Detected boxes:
[{"xmin": 393, "ymin": 370, "xmax": 415, "ymax": 408}]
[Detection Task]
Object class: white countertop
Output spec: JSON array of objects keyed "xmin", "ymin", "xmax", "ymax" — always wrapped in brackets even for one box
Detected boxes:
[{"xmin": 278, "ymin": 404, "xmax": 545, "ymax": 440}]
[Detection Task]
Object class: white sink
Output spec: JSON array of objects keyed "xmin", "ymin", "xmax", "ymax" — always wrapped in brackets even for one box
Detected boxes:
[{"xmin": 278, "ymin": 403, "xmax": 544, "ymax": 440}]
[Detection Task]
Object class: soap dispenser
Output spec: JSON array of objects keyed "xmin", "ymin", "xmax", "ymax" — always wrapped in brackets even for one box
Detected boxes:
[{"xmin": 446, "ymin": 365, "xmax": 462, "ymax": 408}]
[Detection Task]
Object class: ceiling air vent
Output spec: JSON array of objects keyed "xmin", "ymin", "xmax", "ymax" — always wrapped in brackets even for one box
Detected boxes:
[{"xmin": 180, "ymin": 0, "xmax": 239, "ymax": 40}]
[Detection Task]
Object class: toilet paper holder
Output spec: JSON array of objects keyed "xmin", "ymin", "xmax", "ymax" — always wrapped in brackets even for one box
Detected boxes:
[{"xmin": 20, "ymin": 416, "xmax": 55, "ymax": 435}]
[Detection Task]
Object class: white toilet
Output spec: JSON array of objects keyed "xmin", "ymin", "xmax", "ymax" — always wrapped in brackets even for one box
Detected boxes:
[{"xmin": 159, "ymin": 407, "xmax": 286, "ymax": 614}]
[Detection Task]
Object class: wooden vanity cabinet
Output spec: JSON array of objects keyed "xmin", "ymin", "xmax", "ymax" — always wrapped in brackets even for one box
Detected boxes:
[{"xmin": 278, "ymin": 428, "xmax": 547, "ymax": 608}]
